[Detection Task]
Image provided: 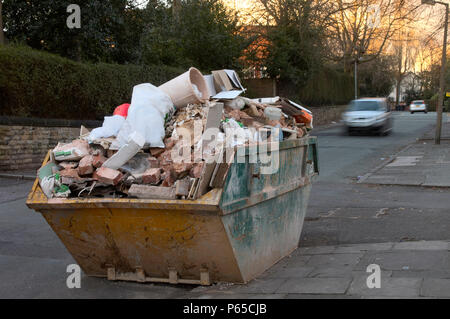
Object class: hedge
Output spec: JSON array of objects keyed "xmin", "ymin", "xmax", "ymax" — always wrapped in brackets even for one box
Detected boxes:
[
  {"xmin": 277, "ymin": 67, "xmax": 354, "ymax": 107},
  {"xmin": 0, "ymin": 45, "xmax": 185, "ymax": 120}
]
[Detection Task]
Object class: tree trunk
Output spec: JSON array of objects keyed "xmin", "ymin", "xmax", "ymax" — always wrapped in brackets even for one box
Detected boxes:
[
  {"xmin": 172, "ymin": 0, "xmax": 181, "ymax": 18},
  {"xmin": 0, "ymin": 1, "xmax": 5, "ymax": 45},
  {"xmin": 395, "ymin": 78, "xmax": 402, "ymax": 106}
]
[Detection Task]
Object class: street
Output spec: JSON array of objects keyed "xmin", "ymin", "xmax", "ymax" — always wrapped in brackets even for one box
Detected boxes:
[
  {"xmin": 1, "ymin": 112, "xmax": 449, "ymax": 298},
  {"xmin": 302, "ymin": 112, "xmax": 450, "ymax": 246}
]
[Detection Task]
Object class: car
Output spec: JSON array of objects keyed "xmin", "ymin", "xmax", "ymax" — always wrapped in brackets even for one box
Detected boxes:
[
  {"xmin": 409, "ymin": 100, "xmax": 428, "ymax": 114},
  {"xmin": 342, "ymin": 98, "xmax": 393, "ymax": 136}
]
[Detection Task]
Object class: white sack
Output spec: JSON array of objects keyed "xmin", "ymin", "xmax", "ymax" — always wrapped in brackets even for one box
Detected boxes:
[
  {"xmin": 125, "ymin": 83, "xmax": 175, "ymax": 148},
  {"xmin": 89, "ymin": 115, "xmax": 125, "ymax": 141}
]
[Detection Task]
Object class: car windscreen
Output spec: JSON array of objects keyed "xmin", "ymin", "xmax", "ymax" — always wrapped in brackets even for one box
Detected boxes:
[
  {"xmin": 348, "ymin": 101, "xmax": 384, "ymax": 112},
  {"xmin": 413, "ymin": 101, "xmax": 424, "ymax": 104}
]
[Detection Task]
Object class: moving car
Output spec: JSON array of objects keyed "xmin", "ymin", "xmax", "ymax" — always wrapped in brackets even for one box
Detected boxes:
[
  {"xmin": 409, "ymin": 100, "xmax": 428, "ymax": 114},
  {"xmin": 342, "ymin": 98, "xmax": 393, "ymax": 135}
]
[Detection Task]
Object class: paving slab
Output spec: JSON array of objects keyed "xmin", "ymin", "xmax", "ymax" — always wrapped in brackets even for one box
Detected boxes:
[
  {"xmin": 420, "ymin": 278, "xmax": 450, "ymax": 297},
  {"xmin": 355, "ymin": 250, "xmax": 450, "ymax": 271},
  {"xmin": 391, "ymin": 270, "xmax": 450, "ymax": 279},
  {"xmin": 276, "ymin": 278, "xmax": 352, "ymax": 294},
  {"xmin": 261, "ymin": 266, "xmax": 314, "ymax": 279},
  {"xmin": 305, "ymin": 253, "xmax": 363, "ymax": 268},
  {"xmin": 393, "ymin": 241, "xmax": 449, "ymax": 251},
  {"xmin": 230, "ymin": 278, "xmax": 288, "ymax": 294},
  {"xmin": 348, "ymin": 275, "xmax": 422, "ymax": 298},
  {"xmin": 362, "ymin": 137, "xmax": 450, "ymax": 187},
  {"xmin": 334, "ymin": 243, "xmax": 394, "ymax": 254},
  {"xmin": 297, "ymin": 245, "xmax": 337, "ymax": 255}
]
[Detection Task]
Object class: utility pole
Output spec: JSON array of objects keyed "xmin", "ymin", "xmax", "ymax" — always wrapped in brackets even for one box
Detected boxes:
[
  {"xmin": 354, "ymin": 58, "xmax": 358, "ymax": 100},
  {"xmin": 436, "ymin": 3, "xmax": 449, "ymax": 144},
  {"xmin": 422, "ymin": 0, "xmax": 449, "ymax": 145}
]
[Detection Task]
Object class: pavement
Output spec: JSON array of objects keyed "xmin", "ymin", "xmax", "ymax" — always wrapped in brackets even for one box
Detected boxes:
[
  {"xmin": 361, "ymin": 114, "xmax": 450, "ymax": 187},
  {"xmin": 1, "ymin": 112, "xmax": 450, "ymax": 298},
  {"xmin": 191, "ymin": 240, "xmax": 450, "ymax": 299}
]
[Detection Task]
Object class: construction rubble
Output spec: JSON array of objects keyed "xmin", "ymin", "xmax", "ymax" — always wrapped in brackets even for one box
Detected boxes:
[{"xmin": 37, "ymin": 68, "xmax": 313, "ymax": 200}]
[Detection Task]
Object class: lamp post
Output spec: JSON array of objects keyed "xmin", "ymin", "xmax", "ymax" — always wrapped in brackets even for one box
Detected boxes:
[{"xmin": 422, "ymin": 0, "xmax": 449, "ymax": 145}]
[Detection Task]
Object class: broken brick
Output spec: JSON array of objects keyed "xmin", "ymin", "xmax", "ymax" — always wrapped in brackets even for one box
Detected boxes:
[
  {"xmin": 142, "ymin": 168, "xmax": 161, "ymax": 185},
  {"xmin": 173, "ymin": 162, "xmax": 193, "ymax": 179},
  {"xmin": 190, "ymin": 162, "xmax": 205, "ymax": 179},
  {"xmin": 150, "ymin": 148, "xmax": 165, "ymax": 157},
  {"xmin": 162, "ymin": 168, "xmax": 177, "ymax": 187},
  {"xmin": 78, "ymin": 155, "xmax": 94, "ymax": 176},
  {"xmin": 92, "ymin": 153, "xmax": 107, "ymax": 168},
  {"xmin": 93, "ymin": 167, "xmax": 123, "ymax": 185},
  {"xmin": 164, "ymin": 138, "xmax": 176, "ymax": 151},
  {"xmin": 59, "ymin": 168, "xmax": 81, "ymax": 180},
  {"xmin": 148, "ymin": 156, "xmax": 160, "ymax": 169},
  {"xmin": 59, "ymin": 162, "xmax": 78, "ymax": 170}
]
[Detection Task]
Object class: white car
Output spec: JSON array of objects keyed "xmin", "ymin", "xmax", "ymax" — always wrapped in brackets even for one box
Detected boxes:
[
  {"xmin": 342, "ymin": 98, "xmax": 393, "ymax": 135},
  {"xmin": 410, "ymin": 100, "xmax": 428, "ymax": 114}
]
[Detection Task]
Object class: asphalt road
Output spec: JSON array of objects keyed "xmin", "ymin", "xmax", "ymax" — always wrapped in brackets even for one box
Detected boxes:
[
  {"xmin": 301, "ymin": 112, "xmax": 450, "ymax": 247},
  {"xmin": 1, "ymin": 111, "xmax": 449, "ymax": 298}
]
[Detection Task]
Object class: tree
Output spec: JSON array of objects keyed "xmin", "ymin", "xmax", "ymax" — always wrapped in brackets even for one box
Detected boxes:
[
  {"xmin": 327, "ymin": 0, "xmax": 422, "ymax": 73},
  {"xmin": 3, "ymin": 0, "xmax": 135, "ymax": 62},
  {"xmin": 246, "ymin": 0, "xmax": 342, "ymax": 85},
  {"xmin": 389, "ymin": 29, "xmax": 419, "ymax": 105},
  {"xmin": 358, "ymin": 54, "xmax": 396, "ymax": 97},
  {"xmin": 141, "ymin": 0, "xmax": 246, "ymax": 71}
]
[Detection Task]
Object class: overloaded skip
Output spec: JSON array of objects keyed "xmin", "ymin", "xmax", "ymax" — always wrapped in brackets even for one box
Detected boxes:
[{"xmin": 37, "ymin": 68, "xmax": 313, "ymax": 200}]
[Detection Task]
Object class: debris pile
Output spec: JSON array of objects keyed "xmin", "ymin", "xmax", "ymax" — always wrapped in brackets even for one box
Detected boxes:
[{"xmin": 38, "ymin": 68, "xmax": 313, "ymax": 200}]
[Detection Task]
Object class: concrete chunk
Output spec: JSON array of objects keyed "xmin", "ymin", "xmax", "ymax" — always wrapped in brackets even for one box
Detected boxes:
[
  {"xmin": 128, "ymin": 184, "xmax": 176, "ymax": 200},
  {"xmin": 175, "ymin": 178, "xmax": 192, "ymax": 197}
]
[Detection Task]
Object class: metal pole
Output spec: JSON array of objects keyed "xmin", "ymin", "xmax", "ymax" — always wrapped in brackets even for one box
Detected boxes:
[
  {"xmin": 436, "ymin": 3, "xmax": 449, "ymax": 145},
  {"xmin": 355, "ymin": 59, "xmax": 358, "ymax": 100}
]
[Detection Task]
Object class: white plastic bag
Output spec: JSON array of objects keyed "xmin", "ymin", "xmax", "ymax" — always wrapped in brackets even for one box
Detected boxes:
[
  {"xmin": 89, "ymin": 115, "xmax": 125, "ymax": 141},
  {"xmin": 125, "ymin": 83, "xmax": 175, "ymax": 148}
]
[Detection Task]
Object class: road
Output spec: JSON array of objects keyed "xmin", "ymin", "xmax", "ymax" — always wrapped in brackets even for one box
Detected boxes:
[
  {"xmin": 1, "ymin": 112, "xmax": 449, "ymax": 298},
  {"xmin": 301, "ymin": 112, "xmax": 450, "ymax": 247}
]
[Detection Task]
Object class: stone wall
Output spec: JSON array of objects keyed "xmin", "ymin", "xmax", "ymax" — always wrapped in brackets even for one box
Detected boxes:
[
  {"xmin": 309, "ymin": 105, "xmax": 347, "ymax": 127},
  {"xmin": 0, "ymin": 117, "xmax": 101, "ymax": 172}
]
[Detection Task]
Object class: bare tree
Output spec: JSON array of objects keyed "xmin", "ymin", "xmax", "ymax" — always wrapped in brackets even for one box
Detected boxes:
[
  {"xmin": 327, "ymin": 0, "xmax": 422, "ymax": 72},
  {"xmin": 390, "ymin": 30, "xmax": 418, "ymax": 104}
]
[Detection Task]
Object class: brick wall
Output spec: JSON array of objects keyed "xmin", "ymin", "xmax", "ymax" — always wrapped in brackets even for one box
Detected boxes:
[{"xmin": 0, "ymin": 117, "xmax": 101, "ymax": 172}]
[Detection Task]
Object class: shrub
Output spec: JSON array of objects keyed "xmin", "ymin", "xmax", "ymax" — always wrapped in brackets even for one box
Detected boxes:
[
  {"xmin": 277, "ymin": 67, "xmax": 354, "ymax": 106},
  {"xmin": 0, "ymin": 45, "xmax": 185, "ymax": 120}
]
